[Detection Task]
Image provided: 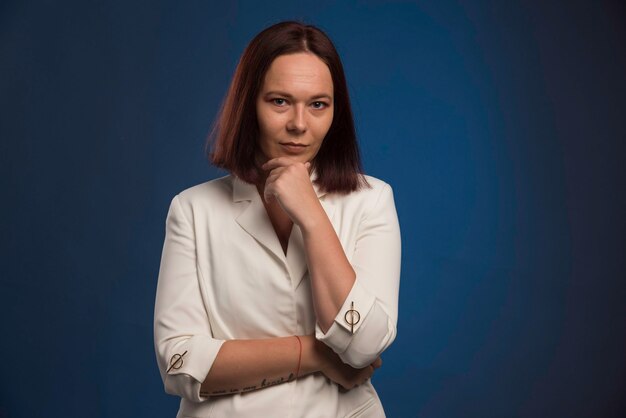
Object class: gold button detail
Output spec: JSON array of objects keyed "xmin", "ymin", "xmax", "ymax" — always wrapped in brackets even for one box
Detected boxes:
[
  {"xmin": 167, "ymin": 350, "xmax": 187, "ymax": 373},
  {"xmin": 344, "ymin": 301, "xmax": 360, "ymax": 334}
]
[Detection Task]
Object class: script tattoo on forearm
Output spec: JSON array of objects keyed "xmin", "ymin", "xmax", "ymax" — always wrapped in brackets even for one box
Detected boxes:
[
  {"xmin": 200, "ymin": 373, "xmax": 295, "ymax": 397},
  {"xmin": 261, "ymin": 373, "xmax": 295, "ymax": 388}
]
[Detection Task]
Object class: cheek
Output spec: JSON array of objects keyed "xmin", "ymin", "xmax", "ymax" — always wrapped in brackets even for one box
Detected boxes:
[
  {"xmin": 258, "ymin": 112, "xmax": 284, "ymax": 134},
  {"xmin": 314, "ymin": 114, "xmax": 334, "ymax": 139},
  {"xmin": 256, "ymin": 108, "xmax": 269, "ymax": 131}
]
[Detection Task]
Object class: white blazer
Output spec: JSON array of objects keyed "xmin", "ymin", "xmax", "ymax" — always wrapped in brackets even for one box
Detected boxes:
[{"xmin": 153, "ymin": 170, "xmax": 401, "ymax": 418}]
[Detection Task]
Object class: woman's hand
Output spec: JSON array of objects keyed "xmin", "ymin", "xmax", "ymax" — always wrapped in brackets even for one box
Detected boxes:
[
  {"xmin": 316, "ymin": 342, "xmax": 383, "ymax": 390},
  {"xmin": 261, "ymin": 157, "xmax": 325, "ymax": 228}
]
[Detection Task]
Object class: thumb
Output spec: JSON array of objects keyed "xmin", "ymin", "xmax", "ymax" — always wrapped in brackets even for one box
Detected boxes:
[{"xmin": 372, "ymin": 357, "xmax": 383, "ymax": 369}]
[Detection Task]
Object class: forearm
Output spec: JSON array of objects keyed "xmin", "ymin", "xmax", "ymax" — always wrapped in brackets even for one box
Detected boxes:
[
  {"xmin": 200, "ymin": 334, "xmax": 325, "ymax": 397},
  {"xmin": 300, "ymin": 205, "xmax": 356, "ymax": 333},
  {"xmin": 303, "ymin": 184, "xmax": 401, "ymax": 369}
]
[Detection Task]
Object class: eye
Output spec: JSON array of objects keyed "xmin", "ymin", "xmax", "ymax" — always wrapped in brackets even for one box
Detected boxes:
[
  {"xmin": 271, "ymin": 98, "xmax": 287, "ymax": 106},
  {"xmin": 311, "ymin": 101, "xmax": 329, "ymax": 110}
]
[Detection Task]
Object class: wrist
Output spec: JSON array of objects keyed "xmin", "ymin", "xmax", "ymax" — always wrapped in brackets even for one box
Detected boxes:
[
  {"xmin": 299, "ymin": 335, "xmax": 330, "ymax": 374},
  {"xmin": 298, "ymin": 202, "xmax": 328, "ymax": 233}
]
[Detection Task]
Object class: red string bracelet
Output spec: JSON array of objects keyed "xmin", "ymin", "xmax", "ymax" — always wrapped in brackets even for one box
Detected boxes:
[{"xmin": 294, "ymin": 335, "xmax": 302, "ymax": 380}]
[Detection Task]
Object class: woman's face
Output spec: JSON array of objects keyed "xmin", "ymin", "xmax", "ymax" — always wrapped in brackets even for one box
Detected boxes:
[{"xmin": 256, "ymin": 52, "xmax": 334, "ymax": 166}]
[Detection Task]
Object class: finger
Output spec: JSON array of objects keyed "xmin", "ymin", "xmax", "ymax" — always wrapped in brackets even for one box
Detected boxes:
[
  {"xmin": 358, "ymin": 375, "xmax": 369, "ymax": 386},
  {"xmin": 372, "ymin": 357, "xmax": 383, "ymax": 369},
  {"xmin": 265, "ymin": 165, "xmax": 286, "ymax": 178},
  {"xmin": 261, "ymin": 157, "xmax": 299, "ymax": 171},
  {"xmin": 270, "ymin": 164, "xmax": 288, "ymax": 175},
  {"xmin": 264, "ymin": 167, "xmax": 287, "ymax": 190},
  {"xmin": 264, "ymin": 192, "xmax": 275, "ymax": 204},
  {"xmin": 263, "ymin": 185, "xmax": 277, "ymax": 203},
  {"xmin": 265, "ymin": 170, "xmax": 282, "ymax": 185}
]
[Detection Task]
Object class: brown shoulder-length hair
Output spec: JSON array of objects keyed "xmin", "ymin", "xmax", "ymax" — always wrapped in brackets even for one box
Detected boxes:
[{"xmin": 205, "ymin": 20, "xmax": 370, "ymax": 194}]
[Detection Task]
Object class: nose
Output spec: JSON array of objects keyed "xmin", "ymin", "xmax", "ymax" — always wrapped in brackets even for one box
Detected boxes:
[{"xmin": 286, "ymin": 104, "xmax": 307, "ymax": 133}]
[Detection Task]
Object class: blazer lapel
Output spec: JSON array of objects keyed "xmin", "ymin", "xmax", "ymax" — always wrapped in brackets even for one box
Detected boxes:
[
  {"xmin": 233, "ymin": 177, "xmax": 285, "ymax": 263},
  {"xmin": 232, "ymin": 169, "xmax": 335, "ymax": 289},
  {"xmin": 285, "ymin": 224, "xmax": 307, "ymax": 288}
]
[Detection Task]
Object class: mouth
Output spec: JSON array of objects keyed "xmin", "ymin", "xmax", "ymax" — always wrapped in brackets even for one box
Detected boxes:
[
  {"xmin": 279, "ymin": 142, "xmax": 309, "ymax": 154},
  {"xmin": 279, "ymin": 142, "xmax": 307, "ymax": 147}
]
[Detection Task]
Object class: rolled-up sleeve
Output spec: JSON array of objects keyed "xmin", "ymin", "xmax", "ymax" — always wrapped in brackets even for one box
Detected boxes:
[
  {"xmin": 315, "ymin": 183, "xmax": 401, "ymax": 368},
  {"xmin": 153, "ymin": 195, "xmax": 225, "ymax": 402}
]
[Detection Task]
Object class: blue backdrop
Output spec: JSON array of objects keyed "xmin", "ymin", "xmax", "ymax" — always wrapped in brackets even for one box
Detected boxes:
[{"xmin": 1, "ymin": 1, "xmax": 624, "ymax": 417}]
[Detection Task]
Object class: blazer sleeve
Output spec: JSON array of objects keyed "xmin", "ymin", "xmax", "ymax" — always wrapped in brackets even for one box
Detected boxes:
[
  {"xmin": 153, "ymin": 194, "xmax": 225, "ymax": 402},
  {"xmin": 315, "ymin": 183, "xmax": 401, "ymax": 368}
]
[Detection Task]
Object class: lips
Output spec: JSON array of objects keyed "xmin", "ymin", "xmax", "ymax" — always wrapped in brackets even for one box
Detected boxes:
[{"xmin": 279, "ymin": 142, "xmax": 309, "ymax": 154}]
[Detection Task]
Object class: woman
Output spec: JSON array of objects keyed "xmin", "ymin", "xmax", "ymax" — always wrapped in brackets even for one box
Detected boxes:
[{"xmin": 154, "ymin": 21, "xmax": 401, "ymax": 417}]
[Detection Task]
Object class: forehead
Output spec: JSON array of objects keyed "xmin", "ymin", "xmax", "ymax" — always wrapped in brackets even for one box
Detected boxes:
[{"xmin": 261, "ymin": 53, "xmax": 333, "ymax": 95}]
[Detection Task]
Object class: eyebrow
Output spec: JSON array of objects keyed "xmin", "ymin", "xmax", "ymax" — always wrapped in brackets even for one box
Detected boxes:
[{"xmin": 263, "ymin": 91, "xmax": 333, "ymax": 101}]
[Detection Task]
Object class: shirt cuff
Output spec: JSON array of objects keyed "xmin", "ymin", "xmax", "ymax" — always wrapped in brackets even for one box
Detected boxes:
[
  {"xmin": 314, "ymin": 278, "xmax": 376, "ymax": 354},
  {"xmin": 164, "ymin": 335, "xmax": 225, "ymax": 402}
]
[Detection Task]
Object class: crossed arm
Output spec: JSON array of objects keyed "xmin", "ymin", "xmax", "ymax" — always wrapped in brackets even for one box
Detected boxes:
[
  {"xmin": 154, "ymin": 161, "xmax": 401, "ymax": 401},
  {"xmin": 198, "ymin": 335, "xmax": 381, "ymax": 397},
  {"xmin": 199, "ymin": 163, "xmax": 370, "ymax": 396}
]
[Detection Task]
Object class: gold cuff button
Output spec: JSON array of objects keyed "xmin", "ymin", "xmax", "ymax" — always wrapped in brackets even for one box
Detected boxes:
[
  {"xmin": 344, "ymin": 301, "xmax": 360, "ymax": 334},
  {"xmin": 167, "ymin": 350, "xmax": 187, "ymax": 373}
]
